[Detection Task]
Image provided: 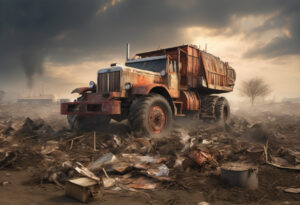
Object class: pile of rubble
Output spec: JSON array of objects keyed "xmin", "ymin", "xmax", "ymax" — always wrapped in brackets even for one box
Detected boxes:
[{"xmin": 1, "ymin": 103, "xmax": 300, "ymax": 203}]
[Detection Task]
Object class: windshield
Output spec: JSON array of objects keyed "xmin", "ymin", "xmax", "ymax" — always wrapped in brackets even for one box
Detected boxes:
[{"xmin": 125, "ymin": 58, "xmax": 166, "ymax": 73}]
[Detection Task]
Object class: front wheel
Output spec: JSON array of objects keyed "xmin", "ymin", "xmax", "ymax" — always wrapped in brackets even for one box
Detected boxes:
[
  {"xmin": 67, "ymin": 115, "xmax": 111, "ymax": 131},
  {"xmin": 129, "ymin": 94, "xmax": 173, "ymax": 138}
]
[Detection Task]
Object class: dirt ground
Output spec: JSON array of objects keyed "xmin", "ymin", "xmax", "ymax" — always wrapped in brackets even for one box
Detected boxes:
[{"xmin": 0, "ymin": 102, "xmax": 300, "ymax": 205}]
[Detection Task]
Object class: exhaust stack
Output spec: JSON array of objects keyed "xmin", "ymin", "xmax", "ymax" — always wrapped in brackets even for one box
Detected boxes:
[{"xmin": 126, "ymin": 43, "xmax": 130, "ymax": 61}]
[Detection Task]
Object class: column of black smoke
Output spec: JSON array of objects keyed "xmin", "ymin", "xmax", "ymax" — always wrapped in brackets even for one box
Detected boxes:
[{"xmin": 20, "ymin": 47, "xmax": 45, "ymax": 89}]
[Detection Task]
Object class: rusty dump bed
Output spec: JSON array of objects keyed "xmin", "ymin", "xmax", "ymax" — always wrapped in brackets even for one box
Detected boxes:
[{"xmin": 137, "ymin": 45, "xmax": 236, "ymax": 93}]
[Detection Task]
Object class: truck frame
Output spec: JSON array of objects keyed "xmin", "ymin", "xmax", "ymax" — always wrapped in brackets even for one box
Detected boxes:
[{"xmin": 61, "ymin": 44, "xmax": 236, "ymax": 137}]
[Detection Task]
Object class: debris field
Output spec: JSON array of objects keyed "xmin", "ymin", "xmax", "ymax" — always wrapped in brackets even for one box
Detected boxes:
[{"xmin": 0, "ymin": 102, "xmax": 300, "ymax": 205}]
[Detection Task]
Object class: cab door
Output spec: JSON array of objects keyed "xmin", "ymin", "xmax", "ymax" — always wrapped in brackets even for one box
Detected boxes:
[{"xmin": 167, "ymin": 57, "xmax": 179, "ymax": 92}]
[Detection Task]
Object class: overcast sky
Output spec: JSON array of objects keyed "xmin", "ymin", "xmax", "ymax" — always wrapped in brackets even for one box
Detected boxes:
[{"xmin": 0, "ymin": 0, "xmax": 299, "ymax": 100}]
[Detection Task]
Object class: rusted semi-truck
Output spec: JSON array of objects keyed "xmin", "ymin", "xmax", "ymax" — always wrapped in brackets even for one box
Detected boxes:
[{"xmin": 61, "ymin": 45, "xmax": 236, "ymax": 137}]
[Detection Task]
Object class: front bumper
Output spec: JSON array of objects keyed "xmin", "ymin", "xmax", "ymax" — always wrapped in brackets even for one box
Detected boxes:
[{"xmin": 61, "ymin": 100, "xmax": 121, "ymax": 115}]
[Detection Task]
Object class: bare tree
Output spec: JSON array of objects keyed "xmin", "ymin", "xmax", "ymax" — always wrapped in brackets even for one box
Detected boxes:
[{"xmin": 240, "ymin": 78, "xmax": 271, "ymax": 105}]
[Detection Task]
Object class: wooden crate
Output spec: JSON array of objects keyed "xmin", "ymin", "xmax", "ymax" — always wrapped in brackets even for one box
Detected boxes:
[{"xmin": 65, "ymin": 177, "xmax": 102, "ymax": 202}]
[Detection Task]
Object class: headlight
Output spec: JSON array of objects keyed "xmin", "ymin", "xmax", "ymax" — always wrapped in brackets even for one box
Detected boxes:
[
  {"xmin": 89, "ymin": 81, "xmax": 96, "ymax": 88},
  {"xmin": 125, "ymin": 82, "xmax": 132, "ymax": 90},
  {"xmin": 160, "ymin": 70, "xmax": 166, "ymax": 77}
]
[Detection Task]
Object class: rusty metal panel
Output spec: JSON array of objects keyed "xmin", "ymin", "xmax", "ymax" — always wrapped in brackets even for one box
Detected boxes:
[
  {"xmin": 179, "ymin": 90, "xmax": 200, "ymax": 111},
  {"xmin": 122, "ymin": 67, "xmax": 164, "ymax": 93},
  {"xmin": 192, "ymin": 49, "xmax": 199, "ymax": 88},
  {"xmin": 133, "ymin": 44, "xmax": 235, "ymax": 93},
  {"xmin": 61, "ymin": 100, "xmax": 121, "ymax": 115},
  {"xmin": 189, "ymin": 47, "xmax": 201, "ymax": 88},
  {"xmin": 98, "ymin": 72, "xmax": 108, "ymax": 93},
  {"xmin": 200, "ymin": 51, "xmax": 235, "ymax": 92},
  {"xmin": 98, "ymin": 70, "xmax": 121, "ymax": 93},
  {"xmin": 109, "ymin": 71, "xmax": 120, "ymax": 92}
]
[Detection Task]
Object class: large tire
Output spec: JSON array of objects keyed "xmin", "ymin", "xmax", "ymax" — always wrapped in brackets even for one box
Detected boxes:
[
  {"xmin": 200, "ymin": 95, "xmax": 219, "ymax": 116},
  {"xmin": 129, "ymin": 94, "xmax": 172, "ymax": 138},
  {"xmin": 67, "ymin": 115, "xmax": 110, "ymax": 131},
  {"xmin": 215, "ymin": 97, "xmax": 230, "ymax": 123}
]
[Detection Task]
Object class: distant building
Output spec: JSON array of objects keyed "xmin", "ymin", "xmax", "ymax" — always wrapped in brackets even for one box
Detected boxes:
[
  {"xmin": 282, "ymin": 98, "xmax": 300, "ymax": 103},
  {"xmin": 58, "ymin": 98, "xmax": 71, "ymax": 103},
  {"xmin": 17, "ymin": 94, "xmax": 55, "ymax": 105}
]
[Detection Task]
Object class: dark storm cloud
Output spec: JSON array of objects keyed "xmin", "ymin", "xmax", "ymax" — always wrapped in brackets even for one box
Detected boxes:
[
  {"xmin": 0, "ymin": 0, "xmax": 299, "ymax": 87},
  {"xmin": 243, "ymin": 0, "xmax": 300, "ymax": 58}
]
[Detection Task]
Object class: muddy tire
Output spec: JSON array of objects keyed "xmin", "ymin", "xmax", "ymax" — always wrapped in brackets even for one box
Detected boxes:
[
  {"xmin": 215, "ymin": 97, "xmax": 230, "ymax": 123},
  {"xmin": 67, "ymin": 115, "xmax": 110, "ymax": 131},
  {"xmin": 199, "ymin": 95, "xmax": 218, "ymax": 122},
  {"xmin": 200, "ymin": 96, "xmax": 219, "ymax": 116},
  {"xmin": 129, "ymin": 94, "xmax": 172, "ymax": 138}
]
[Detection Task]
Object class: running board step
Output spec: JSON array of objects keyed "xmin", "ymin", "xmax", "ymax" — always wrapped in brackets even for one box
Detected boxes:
[{"xmin": 173, "ymin": 101, "xmax": 185, "ymax": 116}]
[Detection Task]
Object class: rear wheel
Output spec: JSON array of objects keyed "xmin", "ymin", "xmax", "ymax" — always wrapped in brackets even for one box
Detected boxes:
[
  {"xmin": 215, "ymin": 97, "xmax": 230, "ymax": 123},
  {"xmin": 200, "ymin": 96, "xmax": 230, "ymax": 124},
  {"xmin": 67, "ymin": 115, "xmax": 110, "ymax": 131},
  {"xmin": 129, "ymin": 94, "xmax": 172, "ymax": 138}
]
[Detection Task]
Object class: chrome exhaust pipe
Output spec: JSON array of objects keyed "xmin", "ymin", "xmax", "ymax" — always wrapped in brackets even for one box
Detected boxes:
[{"xmin": 126, "ymin": 43, "xmax": 130, "ymax": 61}]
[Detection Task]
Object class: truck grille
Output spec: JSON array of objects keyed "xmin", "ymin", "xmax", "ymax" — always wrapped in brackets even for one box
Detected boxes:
[{"xmin": 98, "ymin": 71, "xmax": 121, "ymax": 93}]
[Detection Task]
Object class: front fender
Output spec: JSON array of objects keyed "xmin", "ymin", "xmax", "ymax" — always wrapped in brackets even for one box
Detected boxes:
[
  {"xmin": 71, "ymin": 87, "xmax": 93, "ymax": 94},
  {"xmin": 131, "ymin": 84, "xmax": 169, "ymax": 95}
]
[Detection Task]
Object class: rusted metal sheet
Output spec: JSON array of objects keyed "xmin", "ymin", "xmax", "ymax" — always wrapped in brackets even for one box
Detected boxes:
[
  {"xmin": 98, "ymin": 70, "xmax": 121, "ymax": 93},
  {"xmin": 85, "ymin": 93, "xmax": 122, "ymax": 102},
  {"xmin": 189, "ymin": 150, "xmax": 213, "ymax": 166},
  {"xmin": 137, "ymin": 45, "xmax": 236, "ymax": 93},
  {"xmin": 187, "ymin": 46, "xmax": 201, "ymax": 88},
  {"xmin": 61, "ymin": 99, "xmax": 121, "ymax": 115},
  {"xmin": 200, "ymin": 52, "xmax": 235, "ymax": 91},
  {"xmin": 121, "ymin": 67, "xmax": 179, "ymax": 98},
  {"xmin": 179, "ymin": 90, "xmax": 200, "ymax": 111},
  {"xmin": 132, "ymin": 84, "xmax": 165, "ymax": 95}
]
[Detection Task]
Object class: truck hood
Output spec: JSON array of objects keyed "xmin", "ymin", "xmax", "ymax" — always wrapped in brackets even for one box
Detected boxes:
[{"xmin": 98, "ymin": 65, "xmax": 161, "ymax": 76}]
